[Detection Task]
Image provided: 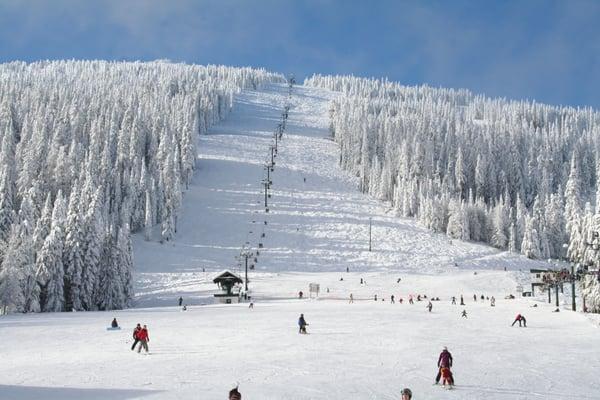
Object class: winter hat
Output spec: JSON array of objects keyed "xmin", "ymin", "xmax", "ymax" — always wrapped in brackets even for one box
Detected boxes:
[
  {"xmin": 443, "ymin": 346, "xmax": 448, "ymax": 351},
  {"xmin": 229, "ymin": 387, "xmax": 241, "ymax": 400}
]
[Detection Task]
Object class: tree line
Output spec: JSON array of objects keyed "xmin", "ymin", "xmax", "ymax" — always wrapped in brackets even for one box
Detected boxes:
[
  {"xmin": 0, "ymin": 60, "xmax": 284, "ymax": 313},
  {"xmin": 305, "ymin": 74, "xmax": 600, "ymax": 310}
]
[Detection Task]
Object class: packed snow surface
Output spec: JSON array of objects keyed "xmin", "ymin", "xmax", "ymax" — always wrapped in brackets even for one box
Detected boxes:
[{"xmin": 1, "ymin": 84, "xmax": 598, "ymax": 400}]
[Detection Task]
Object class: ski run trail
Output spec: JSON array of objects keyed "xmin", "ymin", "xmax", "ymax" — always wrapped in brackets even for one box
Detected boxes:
[{"xmin": 1, "ymin": 83, "xmax": 599, "ymax": 400}]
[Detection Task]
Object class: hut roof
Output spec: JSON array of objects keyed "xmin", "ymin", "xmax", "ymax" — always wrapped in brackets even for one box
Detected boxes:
[{"xmin": 213, "ymin": 270, "xmax": 243, "ymax": 284}]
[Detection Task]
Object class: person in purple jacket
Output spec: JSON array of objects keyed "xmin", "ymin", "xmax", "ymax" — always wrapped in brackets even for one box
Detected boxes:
[{"xmin": 435, "ymin": 346, "xmax": 454, "ymax": 385}]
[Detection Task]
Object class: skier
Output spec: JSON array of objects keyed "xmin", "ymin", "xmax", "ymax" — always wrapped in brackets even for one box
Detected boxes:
[
  {"xmin": 178, "ymin": 296, "xmax": 183, "ymax": 306},
  {"xmin": 427, "ymin": 301, "xmax": 433, "ymax": 312},
  {"xmin": 182, "ymin": 305, "xmax": 187, "ymax": 311},
  {"xmin": 111, "ymin": 318, "xmax": 119, "ymax": 328},
  {"xmin": 397, "ymin": 278, "xmax": 402, "ymax": 283},
  {"xmin": 391, "ymin": 295, "xmax": 395, "ymax": 304},
  {"xmin": 417, "ymin": 295, "xmax": 421, "ymax": 301},
  {"xmin": 298, "ymin": 313, "xmax": 308, "ymax": 334},
  {"xmin": 346, "ymin": 267, "xmax": 349, "ymax": 273},
  {"xmin": 131, "ymin": 323, "xmax": 142, "ymax": 351},
  {"xmin": 451, "ymin": 296, "xmax": 456, "ymax": 305},
  {"xmin": 511, "ymin": 314, "xmax": 527, "ymax": 327},
  {"xmin": 473, "ymin": 294, "xmax": 477, "ymax": 302},
  {"xmin": 229, "ymin": 386, "xmax": 242, "ymax": 400},
  {"xmin": 460, "ymin": 295, "xmax": 465, "ymax": 306},
  {"xmin": 400, "ymin": 388, "xmax": 412, "ymax": 399},
  {"xmin": 461, "ymin": 309, "xmax": 467, "ymax": 318},
  {"xmin": 137, "ymin": 325, "xmax": 150, "ymax": 353},
  {"xmin": 298, "ymin": 291, "xmax": 303, "ymax": 299},
  {"xmin": 480, "ymin": 294, "xmax": 485, "ymax": 300},
  {"xmin": 349, "ymin": 293, "xmax": 354, "ymax": 304},
  {"xmin": 490, "ymin": 296, "xmax": 496, "ymax": 307},
  {"xmin": 249, "ymin": 302, "xmax": 254, "ymax": 309},
  {"xmin": 409, "ymin": 295, "xmax": 414, "ymax": 305},
  {"xmin": 374, "ymin": 294, "xmax": 378, "ymax": 301},
  {"xmin": 360, "ymin": 278, "xmax": 364, "ymax": 285},
  {"xmin": 435, "ymin": 346, "xmax": 454, "ymax": 385},
  {"xmin": 440, "ymin": 366, "xmax": 453, "ymax": 388},
  {"xmin": 399, "ymin": 297, "xmax": 403, "ymax": 304}
]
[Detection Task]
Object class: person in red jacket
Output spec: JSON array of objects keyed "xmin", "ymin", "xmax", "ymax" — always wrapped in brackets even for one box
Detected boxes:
[
  {"xmin": 131, "ymin": 323, "xmax": 141, "ymax": 351},
  {"xmin": 512, "ymin": 314, "xmax": 527, "ymax": 327},
  {"xmin": 137, "ymin": 325, "xmax": 150, "ymax": 353}
]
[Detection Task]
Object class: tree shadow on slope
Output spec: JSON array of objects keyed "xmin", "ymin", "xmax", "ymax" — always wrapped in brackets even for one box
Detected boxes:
[{"xmin": 0, "ymin": 385, "xmax": 161, "ymax": 400}]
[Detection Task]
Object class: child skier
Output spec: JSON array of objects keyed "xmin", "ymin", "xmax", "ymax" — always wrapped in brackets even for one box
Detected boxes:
[
  {"xmin": 440, "ymin": 366, "xmax": 453, "ymax": 388},
  {"xmin": 137, "ymin": 325, "xmax": 150, "ymax": 353},
  {"xmin": 511, "ymin": 314, "xmax": 527, "ymax": 327}
]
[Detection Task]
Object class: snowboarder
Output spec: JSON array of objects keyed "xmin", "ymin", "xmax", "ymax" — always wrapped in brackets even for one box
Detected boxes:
[
  {"xmin": 111, "ymin": 318, "xmax": 119, "ymax": 328},
  {"xmin": 460, "ymin": 295, "xmax": 465, "ymax": 306},
  {"xmin": 178, "ymin": 296, "xmax": 183, "ymax": 306},
  {"xmin": 400, "ymin": 388, "xmax": 412, "ymax": 399},
  {"xmin": 137, "ymin": 325, "xmax": 149, "ymax": 353},
  {"xmin": 490, "ymin": 296, "xmax": 496, "ymax": 307},
  {"xmin": 451, "ymin": 296, "xmax": 456, "ymax": 305},
  {"xmin": 229, "ymin": 386, "xmax": 242, "ymax": 400},
  {"xmin": 182, "ymin": 305, "xmax": 187, "ymax": 311},
  {"xmin": 427, "ymin": 301, "xmax": 433, "ymax": 312},
  {"xmin": 298, "ymin": 313, "xmax": 308, "ymax": 334},
  {"xmin": 131, "ymin": 323, "xmax": 142, "ymax": 351},
  {"xmin": 349, "ymin": 293, "xmax": 354, "ymax": 304},
  {"xmin": 435, "ymin": 346, "xmax": 454, "ymax": 385},
  {"xmin": 511, "ymin": 314, "xmax": 527, "ymax": 327},
  {"xmin": 461, "ymin": 309, "xmax": 467, "ymax": 318},
  {"xmin": 391, "ymin": 295, "xmax": 395, "ymax": 304}
]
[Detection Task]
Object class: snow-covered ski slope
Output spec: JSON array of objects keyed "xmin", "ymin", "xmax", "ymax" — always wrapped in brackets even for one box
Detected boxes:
[
  {"xmin": 132, "ymin": 83, "xmax": 546, "ymax": 307},
  {"xmin": 1, "ymin": 84, "xmax": 599, "ymax": 400}
]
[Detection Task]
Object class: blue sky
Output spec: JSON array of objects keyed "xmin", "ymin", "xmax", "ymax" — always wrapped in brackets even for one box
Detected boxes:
[{"xmin": 1, "ymin": 0, "xmax": 598, "ymax": 108}]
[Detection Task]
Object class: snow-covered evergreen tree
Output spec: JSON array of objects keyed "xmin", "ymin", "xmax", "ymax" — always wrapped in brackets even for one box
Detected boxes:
[{"xmin": 0, "ymin": 60, "xmax": 283, "ymax": 312}]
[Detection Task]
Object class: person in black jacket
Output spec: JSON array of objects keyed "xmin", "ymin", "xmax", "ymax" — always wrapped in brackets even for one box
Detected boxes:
[{"xmin": 298, "ymin": 314, "xmax": 308, "ymax": 334}]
